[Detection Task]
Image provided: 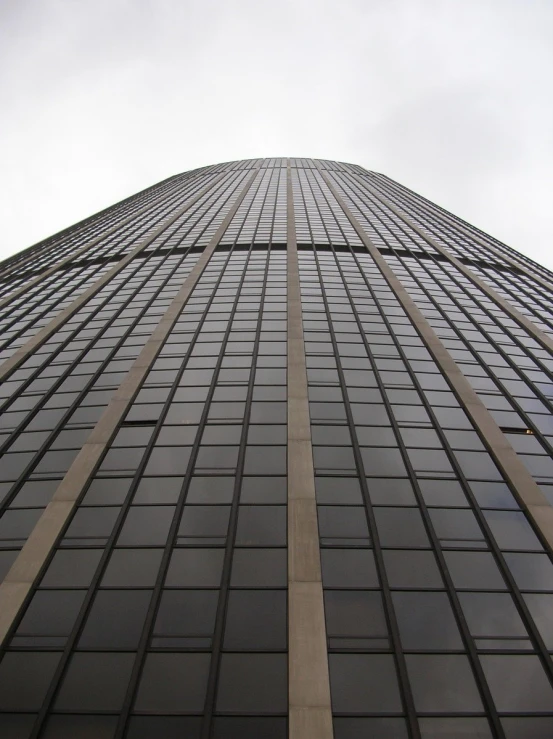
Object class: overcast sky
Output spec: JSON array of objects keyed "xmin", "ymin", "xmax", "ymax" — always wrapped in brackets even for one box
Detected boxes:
[{"xmin": 1, "ymin": 0, "xmax": 552, "ymax": 269}]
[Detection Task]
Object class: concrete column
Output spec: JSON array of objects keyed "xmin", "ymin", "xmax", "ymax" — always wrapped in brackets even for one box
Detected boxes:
[
  {"xmin": 0, "ymin": 169, "xmax": 259, "ymax": 646},
  {"xmin": 0, "ymin": 171, "xmax": 230, "ymax": 383},
  {"xmin": 287, "ymin": 161, "xmax": 334, "ymax": 739},
  {"xmin": 315, "ymin": 162, "xmax": 553, "ymax": 554}
]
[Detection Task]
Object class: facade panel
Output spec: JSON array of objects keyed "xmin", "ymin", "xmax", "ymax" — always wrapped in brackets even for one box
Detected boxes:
[{"xmin": 0, "ymin": 159, "xmax": 552, "ymax": 738}]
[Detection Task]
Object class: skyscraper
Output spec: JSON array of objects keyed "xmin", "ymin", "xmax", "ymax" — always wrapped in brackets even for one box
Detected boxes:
[{"xmin": 0, "ymin": 157, "xmax": 552, "ymax": 738}]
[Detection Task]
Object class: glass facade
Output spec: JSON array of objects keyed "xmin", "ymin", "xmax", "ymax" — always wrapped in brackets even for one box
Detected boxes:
[{"xmin": 0, "ymin": 158, "xmax": 552, "ymax": 738}]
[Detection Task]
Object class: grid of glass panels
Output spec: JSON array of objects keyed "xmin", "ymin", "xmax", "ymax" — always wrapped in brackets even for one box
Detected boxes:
[
  {"xmin": 0, "ymin": 158, "xmax": 552, "ymax": 738},
  {"xmin": 0, "ymin": 243, "xmax": 288, "ymax": 738},
  {"xmin": 367, "ymin": 170, "xmax": 553, "ymax": 296},
  {"xmin": 300, "ymin": 246, "xmax": 553, "ymax": 739},
  {"xmin": 322, "ymin": 170, "xmax": 553, "ymax": 504},
  {"xmin": 361, "ymin": 171, "xmax": 553, "ymax": 337}
]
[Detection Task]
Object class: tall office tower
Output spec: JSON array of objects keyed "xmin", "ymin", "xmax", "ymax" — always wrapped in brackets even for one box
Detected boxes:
[{"xmin": 1, "ymin": 158, "xmax": 553, "ymax": 739}]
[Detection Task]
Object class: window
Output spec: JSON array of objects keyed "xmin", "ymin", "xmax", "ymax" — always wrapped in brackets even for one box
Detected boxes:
[
  {"xmin": 329, "ymin": 654, "xmax": 401, "ymax": 712},
  {"xmin": 406, "ymin": 655, "xmax": 483, "ymax": 712},
  {"xmin": 216, "ymin": 654, "xmax": 287, "ymax": 713},
  {"xmin": 134, "ymin": 653, "xmax": 210, "ymax": 712}
]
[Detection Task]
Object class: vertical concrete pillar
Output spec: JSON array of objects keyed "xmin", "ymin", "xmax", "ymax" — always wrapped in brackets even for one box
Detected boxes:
[{"xmin": 287, "ymin": 161, "xmax": 334, "ymax": 739}]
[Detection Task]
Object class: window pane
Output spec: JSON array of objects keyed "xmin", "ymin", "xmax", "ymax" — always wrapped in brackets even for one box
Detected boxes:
[
  {"xmin": 154, "ymin": 590, "xmax": 218, "ymax": 637},
  {"xmin": 126, "ymin": 716, "xmax": 201, "ymax": 739},
  {"xmin": 224, "ymin": 591, "xmax": 286, "ymax": 649},
  {"xmin": 333, "ymin": 718, "xmax": 408, "ymax": 739},
  {"xmin": 329, "ymin": 654, "xmax": 401, "ymax": 712},
  {"xmin": 55, "ymin": 653, "xmax": 134, "ymax": 711},
  {"xmin": 78, "ymin": 590, "xmax": 151, "ymax": 649},
  {"xmin": 41, "ymin": 715, "xmax": 118, "ymax": 739},
  {"xmin": 134, "ymin": 653, "xmax": 210, "ymax": 712},
  {"xmin": 324, "ymin": 590, "xmax": 387, "ymax": 638},
  {"xmin": 383, "ymin": 550, "xmax": 443, "ymax": 588},
  {"xmin": 321, "ymin": 549, "xmax": 378, "ymax": 588},
  {"xmin": 0, "ymin": 652, "xmax": 61, "ymax": 710},
  {"xmin": 165, "ymin": 549, "xmax": 224, "ymax": 587},
  {"xmin": 212, "ymin": 717, "xmax": 286, "ymax": 739},
  {"xmin": 230, "ymin": 549, "xmax": 286, "ymax": 587},
  {"xmin": 481, "ymin": 655, "xmax": 553, "ymax": 711},
  {"xmin": 406, "ymin": 655, "xmax": 483, "ymax": 712},
  {"xmin": 216, "ymin": 654, "xmax": 287, "ymax": 713},
  {"xmin": 393, "ymin": 592, "xmax": 462, "ymax": 649},
  {"xmin": 102, "ymin": 549, "xmax": 163, "ymax": 587},
  {"xmin": 443, "ymin": 551, "xmax": 505, "ymax": 590}
]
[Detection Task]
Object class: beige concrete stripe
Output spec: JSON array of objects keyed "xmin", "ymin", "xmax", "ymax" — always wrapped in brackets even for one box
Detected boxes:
[
  {"xmin": 0, "ymin": 172, "xmax": 229, "ymax": 383},
  {"xmin": 287, "ymin": 162, "xmax": 334, "ymax": 739},
  {"xmin": 0, "ymin": 175, "xmax": 186, "ymax": 309},
  {"xmin": 372, "ymin": 172, "xmax": 553, "ymax": 298},
  {"xmin": 0, "ymin": 169, "xmax": 259, "ymax": 646},
  {"xmin": 358, "ymin": 174, "xmax": 553, "ymax": 354},
  {"xmin": 315, "ymin": 162, "xmax": 553, "ymax": 553}
]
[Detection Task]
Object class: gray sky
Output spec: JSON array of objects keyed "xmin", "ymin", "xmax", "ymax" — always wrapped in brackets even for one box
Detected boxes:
[{"xmin": 1, "ymin": 0, "xmax": 552, "ymax": 268}]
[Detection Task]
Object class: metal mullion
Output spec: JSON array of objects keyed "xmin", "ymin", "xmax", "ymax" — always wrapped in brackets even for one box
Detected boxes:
[
  {"xmin": 146, "ymin": 170, "xmax": 259, "ymax": 256},
  {"xmin": 335, "ymin": 172, "xmax": 441, "ymax": 260},
  {"xmin": 113, "ymin": 246, "xmax": 258, "ymax": 738},
  {"xmin": 21, "ymin": 246, "xmax": 241, "ymax": 739},
  {"xmin": 430, "ymin": 258, "xmax": 553, "ymax": 386},
  {"xmin": 0, "ymin": 253, "xmax": 157, "ymax": 416},
  {"xmin": 0, "ymin": 264, "xmax": 111, "ymax": 353},
  {"xmin": 310, "ymin": 164, "xmax": 506, "ymax": 725},
  {"xmin": 369, "ymin": 173, "xmax": 553, "ymax": 292},
  {"xmin": 327, "ymin": 168, "xmax": 553, "ymax": 404},
  {"xmin": 392, "ymin": 250, "xmax": 553, "ymax": 457},
  {"xmin": 0, "ymin": 270, "xmax": 62, "ymax": 311},
  {"xmin": 252, "ymin": 168, "xmax": 277, "ymax": 245},
  {"xmin": 0, "ymin": 171, "xmax": 188, "ymax": 275},
  {"xmin": 332, "ymin": 248, "xmax": 505, "ymax": 738},
  {"xmin": 317, "ymin": 162, "xmax": 553, "ymax": 695},
  {"xmin": 0, "ymin": 169, "xmax": 258, "ymax": 654},
  {"xmin": 381, "ymin": 249, "xmax": 553, "ymax": 555},
  {"xmin": 248, "ymin": 170, "xmax": 272, "ymax": 245},
  {"xmin": 376, "ymin": 172, "xmax": 553, "ymax": 289},
  {"xmin": 308, "ymin": 245, "xmax": 421, "ymax": 739},
  {"xmin": 508, "ymin": 268, "xmax": 553, "ymax": 313},
  {"xmin": 0, "ymin": 242, "xmax": 192, "ymax": 427},
  {"xmin": 173, "ymin": 180, "xmax": 245, "ymax": 255},
  {"xmin": 0, "ymin": 240, "xmax": 198, "ymax": 526},
  {"xmin": 93, "ymin": 171, "xmax": 221, "ymax": 257},
  {"xmin": 0, "ymin": 246, "xmax": 197, "ymax": 517},
  {"xmin": 347, "ymin": 246, "xmax": 553, "ymax": 702},
  {"xmin": 467, "ymin": 261, "xmax": 553, "ymax": 333},
  {"xmin": 0, "ymin": 265, "xmax": 89, "ymax": 328},
  {"xmin": 386, "ymin": 249, "xmax": 553, "ymax": 417},
  {"xmin": 0, "ymin": 268, "xmax": 85, "ymax": 323},
  {"xmin": 0, "ymin": 174, "xmax": 182, "ymax": 282},
  {"xmin": 0, "ymin": 170, "xmax": 239, "ymax": 388},
  {"xmin": 353, "ymin": 173, "xmax": 553, "ymax": 355},
  {"xmin": 114, "ymin": 175, "xmax": 267, "ymax": 734},
  {"xmin": 199, "ymin": 245, "xmax": 276, "ymax": 739},
  {"xmin": 228, "ymin": 169, "xmax": 265, "ymax": 245},
  {"xmin": 267, "ymin": 167, "xmax": 281, "ymax": 245},
  {"xmin": 0, "ymin": 173, "xmax": 198, "ymax": 314}
]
